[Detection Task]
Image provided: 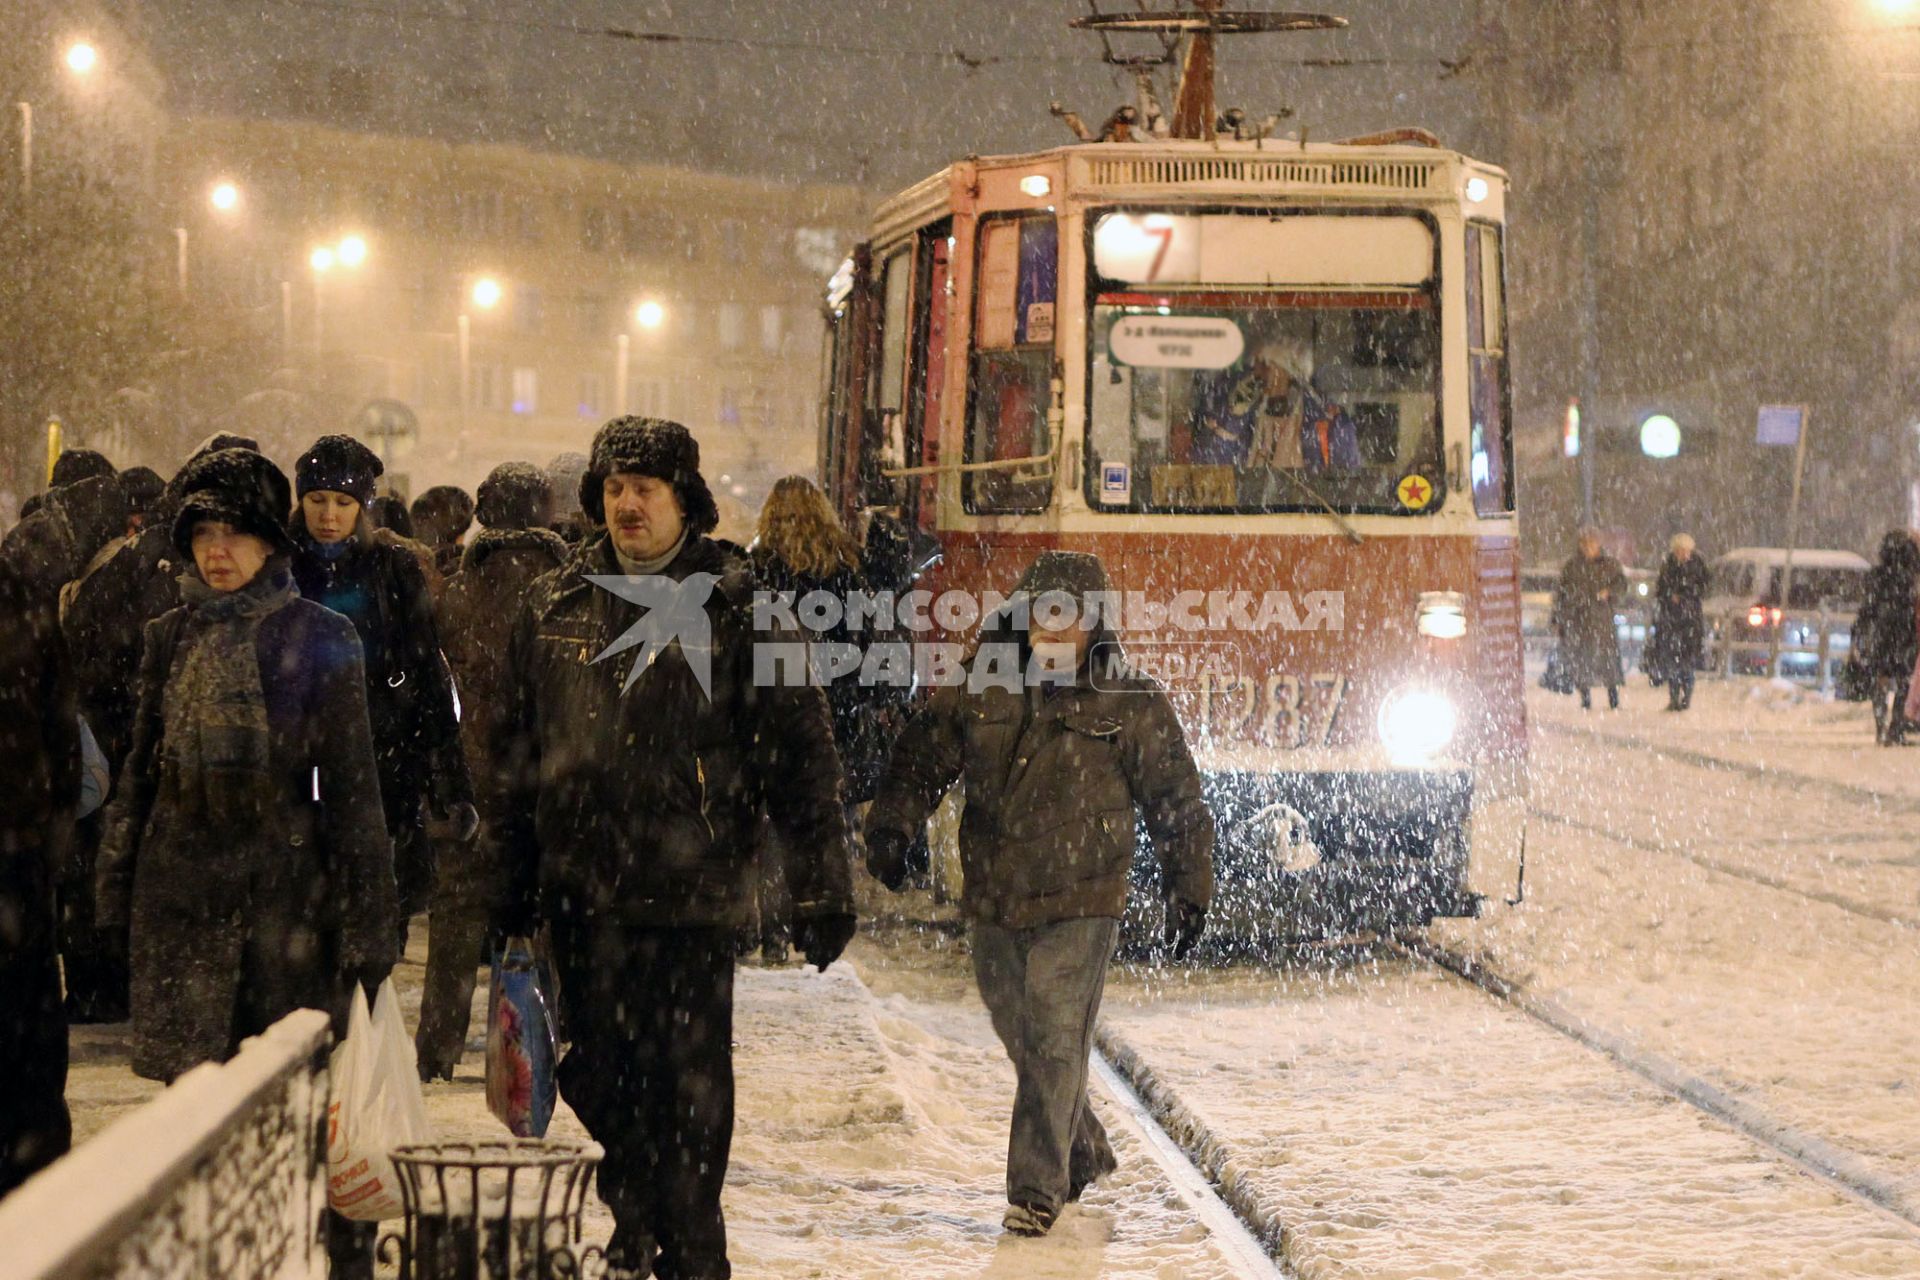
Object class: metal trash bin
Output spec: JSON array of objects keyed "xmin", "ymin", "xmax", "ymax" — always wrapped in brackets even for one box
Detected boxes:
[{"xmin": 378, "ymin": 1139, "xmax": 604, "ymax": 1280}]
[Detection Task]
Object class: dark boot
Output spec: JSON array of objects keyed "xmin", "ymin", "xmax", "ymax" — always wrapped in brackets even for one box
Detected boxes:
[
  {"xmin": 1606, "ymin": 685, "xmax": 1620, "ymax": 710},
  {"xmin": 1578, "ymin": 687, "xmax": 1592, "ymax": 710}
]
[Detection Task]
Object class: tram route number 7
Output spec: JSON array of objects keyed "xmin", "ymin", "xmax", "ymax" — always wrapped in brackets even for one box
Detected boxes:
[{"xmin": 1197, "ymin": 670, "xmax": 1348, "ymax": 748}]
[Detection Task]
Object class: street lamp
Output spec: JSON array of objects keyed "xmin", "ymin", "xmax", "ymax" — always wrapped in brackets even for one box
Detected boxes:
[
  {"xmin": 64, "ymin": 42, "xmax": 97, "ymax": 75},
  {"xmin": 459, "ymin": 277, "xmax": 503, "ymax": 459},
  {"xmin": 310, "ymin": 246, "xmax": 336, "ymax": 273},
  {"xmin": 635, "ymin": 299, "xmax": 665, "ymax": 330},
  {"xmin": 336, "ymin": 234, "xmax": 367, "ymax": 268},
  {"xmin": 209, "ymin": 180, "xmax": 240, "ymax": 212}
]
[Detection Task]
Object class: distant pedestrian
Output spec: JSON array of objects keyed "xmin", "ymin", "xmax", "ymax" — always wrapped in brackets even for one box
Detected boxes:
[
  {"xmin": 290, "ymin": 435, "xmax": 475, "ymax": 939},
  {"xmin": 415, "ymin": 464, "xmax": 567, "ymax": 1080},
  {"xmin": 118, "ymin": 467, "xmax": 165, "ymax": 535},
  {"xmin": 411, "ymin": 485, "xmax": 475, "ymax": 580},
  {"xmin": 748, "ymin": 475, "xmax": 901, "ymax": 961},
  {"xmin": 1854, "ymin": 529, "xmax": 1920, "ymax": 745},
  {"xmin": 865, "ymin": 551, "xmax": 1215, "ymax": 1239},
  {"xmin": 492, "ymin": 418, "xmax": 854, "ymax": 1280},
  {"xmin": 544, "ymin": 451, "xmax": 593, "ymax": 544},
  {"xmin": 1647, "ymin": 533, "xmax": 1708, "ymax": 711},
  {"xmin": 1554, "ymin": 528, "xmax": 1628, "ymax": 711}
]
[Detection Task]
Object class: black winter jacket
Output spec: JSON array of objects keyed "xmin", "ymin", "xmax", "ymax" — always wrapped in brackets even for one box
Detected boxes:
[
  {"xmin": 1647, "ymin": 553, "xmax": 1709, "ymax": 680},
  {"xmin": 290, "ymin": 521, "xmax": 472, "ymax": 819},
  {"xmin": 440, "ymin": 526, "xmax": 570, "ymax": 784},
  {"xmin": 492, "ymin": 533, "xmax": 854, "ymax": 930}
]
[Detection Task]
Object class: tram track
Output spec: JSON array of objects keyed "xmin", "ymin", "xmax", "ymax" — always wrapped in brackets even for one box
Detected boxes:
[
  {"xmin": 1528, "ymin": 807, "xmax": 1920, "ymax": 931},
  {"xmin": 1390, "ymin": 934, "xmax": 1920, "ymax": 1236}
]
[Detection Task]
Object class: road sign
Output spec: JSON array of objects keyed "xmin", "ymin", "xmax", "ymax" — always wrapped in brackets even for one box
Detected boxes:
[{"xmin": 1756, "ymin": 404, "xmax": 1803, "ymax": 447}]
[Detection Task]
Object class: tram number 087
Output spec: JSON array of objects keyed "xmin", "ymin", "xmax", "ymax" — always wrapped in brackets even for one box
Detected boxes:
[{"xmin": 1196, "ymin": 671, "xmax": 1348, "ymax": 749}]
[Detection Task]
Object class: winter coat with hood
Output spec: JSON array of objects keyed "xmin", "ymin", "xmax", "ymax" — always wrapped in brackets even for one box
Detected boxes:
[
  {"xmin": 491, "ymin": 531, "xmax": 854, "ymax": 931},
  {"xmin": 289, "ymin": 513, "xmax": 473, "ymax": 822},
  {"xmin": 440, "ymin": 524, "xmax": 569, "ymax": 771},
  {"xmin": 1854, "ymin": 531, "xmax": 1920, "ymax": 678},
  {"xmin": 96, "ymin": 453, "xmax": 397, "ymax": 1082},
  {"xmin": 1647, "ymin": 551, "xmax": 1709, "ymax": 680},
  {"xmin": 1553, "ymin": 550, "xmax": 1628, "ymax": 687},
  {"xmin": 865, "ymin": 552, "xmax": 1215, "ymax": 929}
]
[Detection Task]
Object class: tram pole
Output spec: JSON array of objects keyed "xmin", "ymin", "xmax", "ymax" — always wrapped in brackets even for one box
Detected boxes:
[{"xmin": 1768, "ymin": 409, "xmax": 1810, "ymax": 679}]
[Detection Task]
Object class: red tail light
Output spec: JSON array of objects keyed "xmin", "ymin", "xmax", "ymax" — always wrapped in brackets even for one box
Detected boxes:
[{"xmin": 1746, "ymin": 604, "xmax": 1782, "ymax": 629}]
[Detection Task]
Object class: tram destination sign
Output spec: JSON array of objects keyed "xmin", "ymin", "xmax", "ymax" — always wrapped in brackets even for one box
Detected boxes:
[{"xmin": 1109, "ymin": 314, "xmax": 1245, "ymax": 369}]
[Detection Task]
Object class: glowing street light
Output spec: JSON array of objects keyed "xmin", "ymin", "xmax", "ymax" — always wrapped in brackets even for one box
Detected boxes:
[
  {"xmin": 336, "ymin": 234, "xmax": 367, "ymax": 267},
  {"xmin": 635, "ymin": 299, "xmax": 665, "ymax": 330},
  {"xmin": 310, "ymin": 246, "xmax": 336, "ymax": 273},
  {"xmin": 65, "ymin": 42, "xmax": 98, "ymax": 75},
  {"xmin": 209, "ymin": 180, "xmax": 240, "ymax": 212},
  {"xmin": 471, "ymin": 277, "xmax": 503, "ymax": 309}
]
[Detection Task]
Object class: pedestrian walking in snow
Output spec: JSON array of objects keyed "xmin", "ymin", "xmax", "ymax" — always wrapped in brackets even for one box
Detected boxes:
[
  {"xmin": 0, "ymin": 470, "xmax": 123, "ymax": 1195},
  {"xmin": 865, "ymin": 550, "xmax": 1216, "ymax": 1239},
  {"xmin": 491, "ymin": 418, "xmax": 855, "ymax": 1280},
  {"xmin": 95, "ymin": 448, "xmax": 399, "ymax": 1076},
  {"xmin": 415, "ymin": 463, "xmax": 568, "ymax": 1080},
  {"xmin": 1853, "ymin": 529, "xmax": 1920, "ymax": 745},
  {"xmin": 1647, "ymin": 533, "xmax": 1708, "ymax": 711},
  {"xmin": 60, "ymin": 434, "xmax": 260, "ymax": 1022},
  {"xmin": 95, "ymin": 450, "xmax": 399, "ymax": 1276},
  {"xmin": 411, "ymin": 484, "xmax": 476, "ymax": 581},
  {"xmin": 1553, "ymin": 529, "xmax": 1628, "ymax": 710},
  {"xmin": 747, "ymin": 475, "xmax": 903, "ymax": 962},
  {"xmin": 289, "ymin": 435, "xmax": 476, "ymax": 937}
]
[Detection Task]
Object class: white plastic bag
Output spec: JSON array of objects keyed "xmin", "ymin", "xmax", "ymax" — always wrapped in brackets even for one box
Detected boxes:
[{"xmin": 327, "ymin": 978, "xmax": 433, "ymax": 1220}]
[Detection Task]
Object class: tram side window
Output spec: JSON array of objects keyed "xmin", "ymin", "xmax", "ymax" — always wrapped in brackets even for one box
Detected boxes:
[
  {"xmin": 966, "ymin": 215, "xmax": 1058, "ymax": 513},
  {"xmin": 1467, "ymin": 223, "xmax": 1515, "ymax": 517},
  {"xmin": 865, "ymin": 248, "xmax": 913, "ymax": 499}
]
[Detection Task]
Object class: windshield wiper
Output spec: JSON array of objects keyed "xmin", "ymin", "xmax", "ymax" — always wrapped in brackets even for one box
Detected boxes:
[{"xmin": 1273, "ymin": 468, "xmax": 1365, "ymax": 544}]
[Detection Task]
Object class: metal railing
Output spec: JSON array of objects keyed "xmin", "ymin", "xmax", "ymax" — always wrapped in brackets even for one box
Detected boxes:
[{"xmin": 0, "ymin": 1009, "xmax": 332, "ymax": 1280}]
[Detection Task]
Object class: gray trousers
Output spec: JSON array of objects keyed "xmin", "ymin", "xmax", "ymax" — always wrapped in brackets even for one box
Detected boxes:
[{"xmin": 971, "ymin": 916, "xmax": 1119, "ymax": 1214}]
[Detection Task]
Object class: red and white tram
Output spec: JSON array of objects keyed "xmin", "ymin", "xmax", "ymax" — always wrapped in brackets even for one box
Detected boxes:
[{"xmin": 819, "ymin": 7, "xmax": 1527, "ymax": 944}]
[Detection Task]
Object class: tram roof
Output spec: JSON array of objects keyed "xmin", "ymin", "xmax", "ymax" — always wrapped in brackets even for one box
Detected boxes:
[{"xmin": 867, "ymin": 137, "xmax": 1507, "ymax": 245}]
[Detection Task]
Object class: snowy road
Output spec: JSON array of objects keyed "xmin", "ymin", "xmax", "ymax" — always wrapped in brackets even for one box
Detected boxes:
[{"xmin": 57, "ymin": 678, "xmax": 1920, "ymax": 1277}]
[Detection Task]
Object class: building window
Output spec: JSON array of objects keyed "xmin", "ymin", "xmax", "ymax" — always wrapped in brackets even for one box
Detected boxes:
[
  {"xmin": 621, "ymin": 210, "xmax": 650, "ymax": 256},
  {"xmin": 578, "ymin": 371, "xmax": 605, "ymax": 418},
  {"xmin": 719, "ymin": 219, "xmax": 746, "ymax": 261},
  {"xmin": 718, "ymin": 303, "xmax": 746, "ymax": 352},
  {"xmin": 718, "ymin": 387, "xmax": 741, "ymax": 426},
  {"xmin": 576, "ymin": 293, "xmax": 610, "ymax": 339},
  {"xmin": 511, "ymin": 367, "xmax": 538, "ymax": 415},
  {"xmin": 458, "ymin": 190, "xmax": 505, "ymax": 240},
  {"xmin": 513, "ymin": 196, "xmax": 542, "ymax": 245},
  {"xmin": 472, "ymin": 364, "xmax": 503, "ymax": 411},
  {"xmin": 515, "ymin": 286, "xmax": 543, "ymax": 334},
  {"xmin": 760, "ymin": 305, "xmax": 784, "ymax": 355},
  {"xmin": 582, "ymin": 206, "xmax": 611, "ymax": 253},
  {"xmin": 633, "ymin": 380, "xmax": 668, "ymax": 418}
]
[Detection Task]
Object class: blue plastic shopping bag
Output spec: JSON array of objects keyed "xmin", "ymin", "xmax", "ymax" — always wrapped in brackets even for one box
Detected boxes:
[{"xmin": 485, "ymin": 937, "xmax": 557, "ymax": 1138}]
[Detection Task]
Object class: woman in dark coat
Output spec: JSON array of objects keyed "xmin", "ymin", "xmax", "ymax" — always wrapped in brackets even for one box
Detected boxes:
[
  {"xmin": 1647, "ymin": 533, "xmax": 1709, "ymax": 711},
  {"xmin": 1553, "ymin": 528, "xmax": 1629, "ymax": 710},
  {"xmin": 415, "ymin": 463, "xmax": 568, "ymax": 1079},
  {"xmin": 288, "ymin": 436, "xmax": 475, "ymax": 935},
  {"xmin": 1854, "ymin": 529, "xmax": 1920, "ymax": 745},
  {"xmin": 748, "ymin": 476, "xmax": 898, "ymax": 960},
  {"xmin": 95, "ymin": 449, "xmax": 398, "ymax": 1082}
]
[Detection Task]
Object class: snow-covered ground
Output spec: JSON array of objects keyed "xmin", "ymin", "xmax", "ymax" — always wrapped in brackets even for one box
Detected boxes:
[{"xmin": 57, "ymin": 675, "xmax": 1920, "ymax": 1276}]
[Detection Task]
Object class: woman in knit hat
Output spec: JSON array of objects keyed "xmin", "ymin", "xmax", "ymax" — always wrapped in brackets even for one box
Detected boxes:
[{"xmin": 288, "ymin": 434, "xmax": 476, "ymax": 942}]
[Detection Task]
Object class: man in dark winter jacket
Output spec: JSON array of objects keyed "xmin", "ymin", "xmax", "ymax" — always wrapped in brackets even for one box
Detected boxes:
[
  {"xmin": 411, "ymin": 485, "xmax": 475, "ymax": 580},
  {"xmin": 0, "ymin": 462, "xmax": 124, "ymax": 1191},
  {"xmin": 1855, "ymin": 529, "xmax": 1920, "ymax": 745},
  {"xmin": 493, "ymin": 418, "xmax": 855, "ymax": 1280},
  {"xmin": 865, "ymin": 550, "xmax": 1215, "ymax": 1239},
  {"xmin": 416, "ymin": 463, "xmax": 568, "ymax": 1078}
]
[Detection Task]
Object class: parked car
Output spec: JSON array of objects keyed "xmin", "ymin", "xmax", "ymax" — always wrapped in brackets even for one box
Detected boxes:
[{"xmin": 1702, "ymin": 547, "xmax": 1869, "ymax": 678}]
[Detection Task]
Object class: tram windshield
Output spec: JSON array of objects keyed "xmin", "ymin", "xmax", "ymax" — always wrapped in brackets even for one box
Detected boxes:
[{"xmin": 1086, "ymin": 210, "xmax": 1443, "ymax": 515}]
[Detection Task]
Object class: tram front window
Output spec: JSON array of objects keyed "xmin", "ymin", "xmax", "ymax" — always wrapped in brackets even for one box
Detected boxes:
[{"xmin": 1086, "ymin": 210, "xmax": 1442, "ymax": 515}]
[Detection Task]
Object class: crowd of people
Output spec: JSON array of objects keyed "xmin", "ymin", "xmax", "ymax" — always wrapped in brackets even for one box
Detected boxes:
[{"xmin": 0, "ymin": 415, "xmax": 1216, "ymax": 1279}]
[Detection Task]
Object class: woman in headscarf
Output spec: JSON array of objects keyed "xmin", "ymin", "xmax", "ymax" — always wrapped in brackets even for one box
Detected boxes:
[
  {"xmin": 95, "ymin": 448, "xmax": 398, "ymax": 1080},
  {"xmin": 288, "ymin": 435, "xmax": 475, "ymax": 940},
  {"xmin": 1647, "ymin": 533, "xmax": 1708, "ymax": 711}
]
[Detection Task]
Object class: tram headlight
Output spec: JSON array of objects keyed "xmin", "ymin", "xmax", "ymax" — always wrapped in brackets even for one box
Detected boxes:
[
  {"xmin": 1465, "ymin": 175, "xmax": 1491, "ymax": 205},
  {"xmin": 1377, "ymin": 686, "xmax": 1458, "ymax": 764},
  {"xmin": 1416, "ymin": 591, "xmax": 1468, "ymax": 639}
]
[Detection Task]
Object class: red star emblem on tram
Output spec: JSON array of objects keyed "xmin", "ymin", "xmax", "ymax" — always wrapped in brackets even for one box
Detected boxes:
[{"xmin": 1397, "ymin": 474, "xmax": 1432, "ymax": 509}]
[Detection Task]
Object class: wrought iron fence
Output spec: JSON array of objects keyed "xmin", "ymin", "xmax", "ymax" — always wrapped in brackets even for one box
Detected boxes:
[{"xmin": 0, "ymin": 1009, "xmax": 332, "ymax": 1280}]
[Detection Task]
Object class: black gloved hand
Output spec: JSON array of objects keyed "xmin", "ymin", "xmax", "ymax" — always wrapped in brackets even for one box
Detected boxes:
[
  {"xmin": 1165, "ymin": 898, "xmax": 1207, "ymax": 961},
  {"xmin": 865, "ymin": 829, "xmax": 912, "ymax": 892},
  {"xmin": 791, "ymin": 912, "xmax": 858, "ymax": 971}
]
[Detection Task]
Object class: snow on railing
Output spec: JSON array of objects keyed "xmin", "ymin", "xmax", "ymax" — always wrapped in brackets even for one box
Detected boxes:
[{"xmin": 0, "ymin": 1009, "xmax": 331, "ymax": 1280}]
